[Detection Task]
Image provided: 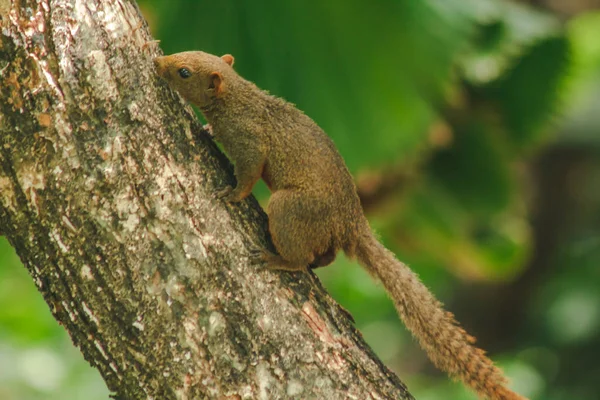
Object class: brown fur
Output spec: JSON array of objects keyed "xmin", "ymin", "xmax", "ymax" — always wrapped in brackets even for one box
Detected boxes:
[{"xmin": 154, "ymin": 51, "xmax": 527, "ymax": 400}]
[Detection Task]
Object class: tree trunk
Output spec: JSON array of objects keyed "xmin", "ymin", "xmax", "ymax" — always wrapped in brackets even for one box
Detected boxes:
[{"xmin": 0, "ymin": 1, "xmax": 413, "ymax": 399}]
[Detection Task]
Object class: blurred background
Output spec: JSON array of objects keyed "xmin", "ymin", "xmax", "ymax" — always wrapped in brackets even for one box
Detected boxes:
[{"xmin": 1, "ymin": 0, "xmax": 599, "ymax": 399}]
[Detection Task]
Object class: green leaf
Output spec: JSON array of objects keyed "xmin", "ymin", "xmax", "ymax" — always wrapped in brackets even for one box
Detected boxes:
[{"xmin": 429, "ymin": 120, "xmax": 513, "ymax": 216}]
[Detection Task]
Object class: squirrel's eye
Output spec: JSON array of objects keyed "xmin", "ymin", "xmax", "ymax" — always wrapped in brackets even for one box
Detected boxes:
[{"xmin": 178, "ymin": 68, "xmax": 192, "ymax": 78}]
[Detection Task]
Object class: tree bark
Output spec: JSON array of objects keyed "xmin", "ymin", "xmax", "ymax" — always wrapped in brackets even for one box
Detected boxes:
[{"xmin": 0, "ymin": 1, "xmax": 413, "ymax": 399}]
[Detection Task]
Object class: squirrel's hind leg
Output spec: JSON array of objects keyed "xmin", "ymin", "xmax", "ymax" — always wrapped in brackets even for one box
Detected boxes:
[
  {"xmin": 253, "ymin": 250, "xmax": 307, "ymax": 272},
  {"xmin": 266, "ymin": 190, "xmax": 332, "ymax": 271}
]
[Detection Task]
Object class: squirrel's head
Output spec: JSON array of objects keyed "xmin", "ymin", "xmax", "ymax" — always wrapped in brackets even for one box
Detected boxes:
[{"xmin": 154, "ymin": 51, "xmax": 235, "ymax": 109}]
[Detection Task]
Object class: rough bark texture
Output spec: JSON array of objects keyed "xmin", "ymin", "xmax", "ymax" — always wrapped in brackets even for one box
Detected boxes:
[{"xmin": 0, "ymin": 1, "xmax": 413, "ymax": 399}]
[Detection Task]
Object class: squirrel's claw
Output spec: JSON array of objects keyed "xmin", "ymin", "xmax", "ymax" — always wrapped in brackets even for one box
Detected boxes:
[
  {"xmin": 216, "ymin": 185, "xmax": 247, "ymax": 203},
  {"xmin": 248, "ymin": 248, "xmax": 267, "ymax": 264},
  {"xmin": 215, "ymin": 185, "xmax": 233, "ymax": 200}
]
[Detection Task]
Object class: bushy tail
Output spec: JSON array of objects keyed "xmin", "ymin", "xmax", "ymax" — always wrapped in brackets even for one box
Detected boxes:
[{"xmin": 355, "ymin": 230, "xmax": 527, "ymax": 400}]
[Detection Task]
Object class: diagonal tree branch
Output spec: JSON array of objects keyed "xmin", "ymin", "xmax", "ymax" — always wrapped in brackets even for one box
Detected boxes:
[{"xmin": 0, "ymin": 1, "xmax": 413, "ymax": 398}]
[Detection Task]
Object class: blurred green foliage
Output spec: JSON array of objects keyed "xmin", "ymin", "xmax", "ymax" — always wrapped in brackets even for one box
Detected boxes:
[{"xmin": 1, "ymin": 1, "xmax": 599, "ymax": 399}]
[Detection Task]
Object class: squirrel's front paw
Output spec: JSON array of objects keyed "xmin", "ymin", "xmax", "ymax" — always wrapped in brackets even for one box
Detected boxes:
[
  {"xmin": 216, "ymin": 185, "xmax": 246, "ymax": 203},
  {"xmin": 215, "ymin": 185, "xmax": 233, "ymax": 200}
]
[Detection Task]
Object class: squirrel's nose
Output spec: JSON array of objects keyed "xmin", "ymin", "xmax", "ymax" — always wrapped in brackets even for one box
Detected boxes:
[{"xmin": 153, "ymin": 57, "xmax": 166, "ymax": 77}]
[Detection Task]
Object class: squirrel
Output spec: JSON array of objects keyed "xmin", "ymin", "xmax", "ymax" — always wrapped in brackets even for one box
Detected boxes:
[{"xmin": 153, "ymin": 51, "xmax": 527, "ymax": 400}]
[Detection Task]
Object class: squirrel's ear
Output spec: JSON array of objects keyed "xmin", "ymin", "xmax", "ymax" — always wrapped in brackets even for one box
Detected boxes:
[
  {"xmin": 209, "ymin": 72, "xmax": 223, "ymax": 94},
  {"xmin": 221, "ymin": 54, "xmax": 234, "ymax": 66}
]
